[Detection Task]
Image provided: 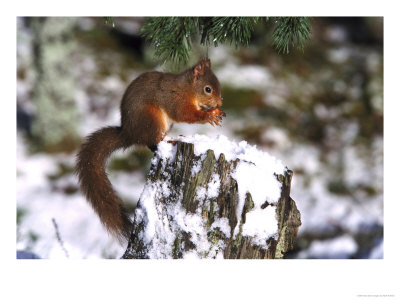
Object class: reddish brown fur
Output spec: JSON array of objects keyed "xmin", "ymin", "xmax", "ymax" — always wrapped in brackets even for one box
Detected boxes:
[
  {"xmin": 76, "ymin": 59, "xmax": 225, "ymax": 243},
  {"xmin": 76, "ymin": 126, "xmax": 132, "ymax": 242}
]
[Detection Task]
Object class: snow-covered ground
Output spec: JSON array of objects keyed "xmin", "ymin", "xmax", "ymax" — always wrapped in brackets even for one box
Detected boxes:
[{"xmin": 16, "ymin": 134, "xmax": 126, "ymax": 258}]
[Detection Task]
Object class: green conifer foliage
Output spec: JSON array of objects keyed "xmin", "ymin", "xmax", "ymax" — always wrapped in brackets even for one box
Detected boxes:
[
  {"xmin": 272, "ymin": 17, "xmax": 312, "ymax": 54},
  {"xmin": 137, "ymin": 17, "xmax": 312, "ymax": 65},
  {"xmin": 141, "ymin": 17, "xmax": 199, "ymax": 65}
]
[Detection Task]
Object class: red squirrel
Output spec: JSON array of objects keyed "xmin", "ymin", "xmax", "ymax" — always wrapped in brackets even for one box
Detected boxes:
[{"xmin": 76, "ymin": 58, "xmax": 225, "ymax": 242}]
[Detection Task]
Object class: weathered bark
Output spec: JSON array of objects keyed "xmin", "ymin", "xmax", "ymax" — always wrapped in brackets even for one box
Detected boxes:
[{"xmin": 123, "ymin": 140, "xmax": 301, "ymax": 259}]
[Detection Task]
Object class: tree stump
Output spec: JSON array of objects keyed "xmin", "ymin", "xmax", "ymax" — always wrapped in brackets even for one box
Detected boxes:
[{"xmin": 122, "ymin": 136, "xmax": 301, "ymax": 259}]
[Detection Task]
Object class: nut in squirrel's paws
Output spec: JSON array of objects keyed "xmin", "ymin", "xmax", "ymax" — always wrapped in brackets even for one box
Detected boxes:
[{"xmin": 207, "ymin": 107, "xmax": 226, "ymax": 127}]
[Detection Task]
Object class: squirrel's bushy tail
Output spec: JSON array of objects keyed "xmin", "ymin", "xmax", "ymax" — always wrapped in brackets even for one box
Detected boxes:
[{"xmin": 76, "ymin": 126, "xmax": 132, "ymax": 243}]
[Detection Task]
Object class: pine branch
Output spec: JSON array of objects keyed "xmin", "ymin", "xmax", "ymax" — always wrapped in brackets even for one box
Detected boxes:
[
  {"xmin": 272, "ymin": 17, "xmax": 312, "ymax": 54},
  {"xmin": 139, "ymin": 17, "xmax": 312, "ymax": 66},
  {"xmin": 141, "ymin": 17, "xmax": 199, "ymax": 66},
  {"xmin": 200, "ymin": 17, "xmax": 260, "ymax": 48}
]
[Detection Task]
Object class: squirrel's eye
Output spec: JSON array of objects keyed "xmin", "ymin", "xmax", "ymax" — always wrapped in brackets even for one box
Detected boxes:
[{"xmin": 205, "ymin": 86, "xmax": 212, "ymax": 94}]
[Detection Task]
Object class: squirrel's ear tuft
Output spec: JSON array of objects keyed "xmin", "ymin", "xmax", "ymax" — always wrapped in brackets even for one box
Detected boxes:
[
  {"xmin": 193, "ymin": 62, "xmax": 205, "ymax": 79},
  {"xmin": 202, "ymin": 58, "xmax": 211, "ymax": 68},
  {"xmin": 193, "ymin": 58, "xmax": 211, "ymax": 80}
]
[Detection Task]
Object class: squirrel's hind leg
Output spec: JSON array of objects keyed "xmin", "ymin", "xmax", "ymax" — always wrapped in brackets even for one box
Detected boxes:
[{"xmin": 134, "ymin": 104, "xmax": 169, "ymax": 147}]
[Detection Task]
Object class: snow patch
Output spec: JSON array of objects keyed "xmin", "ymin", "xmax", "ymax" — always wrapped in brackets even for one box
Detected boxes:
[
  {"xmin": 216, "ymin": 63, "xmax": 272, "ymax": 90},
  {"xmin": 155, "ymin": 139, "xmax": 176, "ymax": 161},
  {"xmin": 297, "ymin": 234, "xmax": 358, "ymax": 259},
  {"xmin": 242, "ymin": 207, "xmax": 278, "ymax": 246},
  {"xmin": 211, "ymin": 217, "xmax": 231, "ymax": 238},
  {"xmin": 207, "ymin": 173, "xmax": 220, "ymax": 198}
]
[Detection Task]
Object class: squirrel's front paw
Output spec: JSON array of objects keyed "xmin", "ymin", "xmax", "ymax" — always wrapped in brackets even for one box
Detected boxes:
[{"xmin": 207, "ymin": 107, "xmax": 226, "ymax": 126}]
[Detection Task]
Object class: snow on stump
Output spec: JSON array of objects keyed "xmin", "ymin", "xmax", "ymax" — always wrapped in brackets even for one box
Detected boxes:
[{"xmin": 122, "ymin": 135, "xmax": 301, "ymax": 259}]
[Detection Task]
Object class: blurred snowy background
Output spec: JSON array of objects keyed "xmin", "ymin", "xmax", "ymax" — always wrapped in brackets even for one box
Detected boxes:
[{"xmin": 16, "ymin": 17, "xmax": 383, "ymax": 259}]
